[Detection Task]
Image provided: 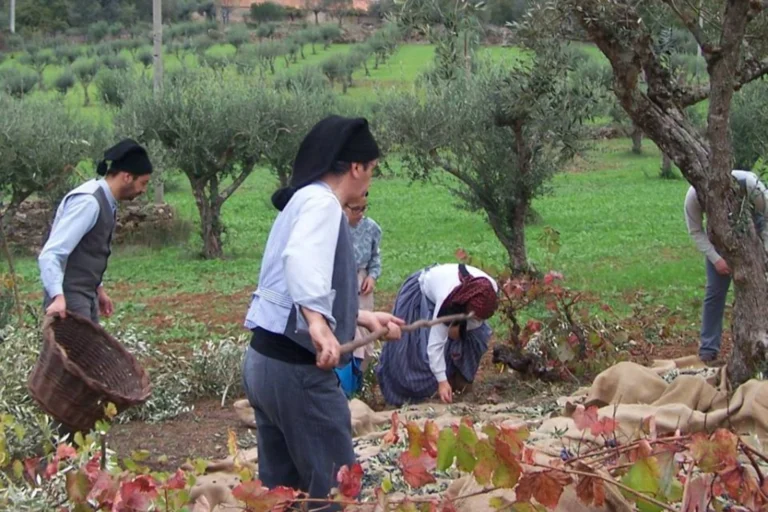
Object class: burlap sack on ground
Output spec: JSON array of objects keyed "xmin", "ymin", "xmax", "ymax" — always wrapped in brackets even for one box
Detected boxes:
[{"xmin": 191, "ymin": 354, "xmax": 768, "ymax": 511}]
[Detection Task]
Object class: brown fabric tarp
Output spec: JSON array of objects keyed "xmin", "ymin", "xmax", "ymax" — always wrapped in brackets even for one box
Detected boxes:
[{"xmin": 190, "ymin": 355, "xmax": 768, "ymax": 511}]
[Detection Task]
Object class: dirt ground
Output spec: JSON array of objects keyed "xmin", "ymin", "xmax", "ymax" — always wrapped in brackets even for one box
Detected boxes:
[
  {"xmin": 107, "ymin": 336, "xmax": 565, "ymax": 473},
  {"xmin": 104, "ymin": 286, "xmax": 723, "ymax": 473},
  {"xmin": 108, "ymin": 399, "xmax": 254, "ymax": 473}
]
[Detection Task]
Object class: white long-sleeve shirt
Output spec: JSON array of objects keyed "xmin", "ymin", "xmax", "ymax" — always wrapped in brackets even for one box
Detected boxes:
[
  {"xmin": 684, "ymin": 170, "xmax": 768, "ymax": 264},
  {"xmin": 419, "ymin": 264, "xmax": 498, "ymax": 383},
  {"xmin": 243, "ymin": 181, "xmax": 343, "ymax": 334}
]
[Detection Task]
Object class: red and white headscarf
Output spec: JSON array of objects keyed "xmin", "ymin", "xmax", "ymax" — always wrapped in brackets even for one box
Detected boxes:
[{"xmin": 442, "ymin": 264, "xmax": 499, "ymax": 320}]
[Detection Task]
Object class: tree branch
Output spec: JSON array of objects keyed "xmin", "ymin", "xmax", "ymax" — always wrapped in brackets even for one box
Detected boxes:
[
  {"xmin": 681, "ymin": 56, "xmax": 768, "ymax": 106},
  {"xmin": 663, "ymin": 0, "xmax": 713, "ymax": 56},
  {"xmin": 219, "ymin": 163, "xmax": 254, "ymax": 203}
]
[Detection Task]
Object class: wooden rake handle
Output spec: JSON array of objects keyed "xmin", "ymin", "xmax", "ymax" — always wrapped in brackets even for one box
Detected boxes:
[{"xmin": 339, "ymin": 312, "xmax": 476, "ymax": 355}]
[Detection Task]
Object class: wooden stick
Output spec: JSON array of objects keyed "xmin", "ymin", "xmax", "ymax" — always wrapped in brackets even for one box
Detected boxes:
[{"xmin": 340, "ymin": 312, "xmax": 475, "ymax": 355}]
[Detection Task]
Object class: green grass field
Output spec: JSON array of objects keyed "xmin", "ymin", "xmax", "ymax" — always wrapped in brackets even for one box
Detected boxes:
[{"xmin": 6, "ymin": 40, "xmax": 710, "ymax": 340}]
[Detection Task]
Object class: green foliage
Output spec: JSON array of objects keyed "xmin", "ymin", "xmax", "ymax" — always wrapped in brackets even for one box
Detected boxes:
[
  {"xmin": 321, "ymin": 54, "xmax": 349, "ymax": 91},
  {"xmin": 320, "ymin": 24, "xmax": 342, "ymax": 48},
  {"xmin": 259, "ymin": 89, "xmax": 338, "ymax": 186},
  {"xmin": 731, "ymin": 78, "xmax": 768, "ymax": 170},
  {"xmin": 0, "ymin": 95, "xmax": 107, "ymax": 224},
  {"xmin": 72, "ymin": 57, "xmax": 102, "ymax": 106},
  {"xmin": 378, "ymin": 42, "xmax": 596, "ymax": 271},
  {"xmin": 250, "ymin": 1, "xmax": 287, "ymax": 23},
  {"xmin": 136, "ymin": 47, "xmax": 154, "ymax": 69},
  {"xmin": 226, "ymin": 25, "xmax": 251, "ymax": 50},
  {"xmin": 53, "ymin": 68, "xmax": 76, "ymax": 95},
  {"xmin": 102, "ymin": 54, "xmax": 130, "ymax": 71},
  {"xmin": 0, "ymin": 68, "xmax": 39, "ymax": 98},
  {"xmin": 484, "ymin": 0, "xmax": 530, "ymax": 26},
  {"xmin": 117, "ymin": 70, "xmax": 279, "ymax": 258},
  {"xmin": 54, "ymin": 45, "xmax": 84, "ymax": 65},
  {"xmin": 95, "ymin": 68, "xmax": 130, "ymax": 107},
  {"xmin": 256, "ymin": 22, "xmax": 278, "ymax": 40},
  {"xmin": 88, "ymin": 20, "xmax": 110, "ymax": 43},
  {"xmin": 275, "ymin": 64, "xmax": 329, "ymax": 94}
]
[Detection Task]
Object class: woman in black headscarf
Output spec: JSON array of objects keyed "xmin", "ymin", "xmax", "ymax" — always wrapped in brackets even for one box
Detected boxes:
[{"xmin": 242, "ymin": 116, "xmax": 403, "ymax": 507}]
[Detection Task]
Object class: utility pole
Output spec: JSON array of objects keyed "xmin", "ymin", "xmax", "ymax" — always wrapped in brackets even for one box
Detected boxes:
[
  {"xmin": 9, "ymin": 0, "xmax": 15, "ymax": 34},
  {"xmin": 152, "ymin": 0, "xmax": 165, "ymax": 204}
]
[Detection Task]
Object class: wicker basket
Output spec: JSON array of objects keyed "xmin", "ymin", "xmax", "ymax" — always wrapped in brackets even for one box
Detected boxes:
[{"xmin": 27, "ymin": 312, "xmax": 151, "ymax": 433}]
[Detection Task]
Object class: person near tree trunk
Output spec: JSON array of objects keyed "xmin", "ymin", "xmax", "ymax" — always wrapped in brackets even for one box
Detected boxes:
[
  {"xmin": 38, "ymin": 139, "xmax": 153, "ymax": 323},
  {"xmin": 335, "ymin": 192, "xmax": 383, "ymax": 398},
  {"xmin": 241, "ymin": 115, "xmax": 403, "ymax": 509},
  {"xmin": 37, "ymin": 138, "xmax": 153, "ymax": 440},
  {"xmin": 375, "ymin": 263, "xmax": 499, "ymax": 406},
  {"xmin": 684, "ymin": 169, "xmax": 768, "ymax": 362}
]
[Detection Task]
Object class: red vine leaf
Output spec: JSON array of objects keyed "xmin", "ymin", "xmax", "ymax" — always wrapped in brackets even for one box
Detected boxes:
[
  {"xmin": 543, "ymin": 271, "xmax": 563, "ymax": 285},
  {"xmin": 572, "ymin": 405, "xmax": 599, "ymax": 432},
  {"xmin": 711, "ymin": 429, "xmax": 739, "ymax": 467},
  {"xmin": 87, "ymin": 471, "xmax": 119, "ymax": 508},
  {"xmin": 231, "ymin": 480, "xmax": 297, "ymax": 512},
  {"xmin": 65, "ymin": 470, "xmax": 91, "ymax": 504},
  {"xmin": 515, "ymin": 470, "xmax": 571, "ymax": 509},
  {"xmin": 164, "ymin": 469, "xmax": 187, "ymax": 491},
  {"xmin": 590, "ymin": 417, "xmax": 618, "ymax": 437},
  {"xmin": 337, "ymin": 463, "xmax": 364, "ymax": 499},
  {"xmin": 383, "ymin": 412, "xmax": 400, "ymax": 446},
  {"xmin": 522, "ymin": 447, "xmax": 536, "ymax": 465},
  {"xmin": 56, "ymin": 443, "xmax": 77, "ymax": 460},
  {"xmin": 423, "ymin": 420, "xmax": 440, "ymax": 458},
  {"xmin": 112, "ymin": 475, "xmax": 159, "ymax": 512},
  {"xmin": 399, "ymin": 451, "xmax": 437, "ymax": 488},
  {"xmin": 23, "ymin": 457, "xmax": 40, "ymax": 482},
  {"xmin": 472, "ymin": 440, "xmax": 498, "ymax": 485},
  {"xmin": 575, "ymin": 474, "xmax": 606, "ymax": 507}
]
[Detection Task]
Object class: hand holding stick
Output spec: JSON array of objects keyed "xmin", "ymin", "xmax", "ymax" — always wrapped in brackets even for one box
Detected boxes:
[{"xmin": 340, "ymin": 312, "xmax": 476, "ymax": 355}]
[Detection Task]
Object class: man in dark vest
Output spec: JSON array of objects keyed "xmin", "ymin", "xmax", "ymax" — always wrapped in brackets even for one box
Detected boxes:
[{"xmin": 38, "ymin": 139, "xmax": 153, "ymax": 323}]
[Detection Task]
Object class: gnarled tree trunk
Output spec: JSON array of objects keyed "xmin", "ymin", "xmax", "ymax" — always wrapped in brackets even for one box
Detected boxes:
[
  {"xmin": 568, "ymin": 0, "xmax": 768, "ymax": 385},
  {"xmin": 191, "ymin": 178, "xmax": 224, "ymax": 260}
]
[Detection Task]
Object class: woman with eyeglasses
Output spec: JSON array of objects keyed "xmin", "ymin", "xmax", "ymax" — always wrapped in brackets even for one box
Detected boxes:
[
  {"xmin": 334, "ymin": 192, "xmax": 383, "ymax": 398},
  {"xmin": 374, "ymin": 263, "xmax": 499, "ymax": 406}
]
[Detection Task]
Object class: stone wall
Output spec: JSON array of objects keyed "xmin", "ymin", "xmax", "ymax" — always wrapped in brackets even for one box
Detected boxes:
[{"xmin": 5, "ymin": 200, "xmax": 182, "ymax": 255}]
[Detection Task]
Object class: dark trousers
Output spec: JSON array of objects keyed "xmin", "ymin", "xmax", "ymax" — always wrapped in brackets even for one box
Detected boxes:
[
  {"xmin": 42, "ymin": 290, "xmax": 100, "ymax": 324},
  {"xmin": 242, "ymin": 347, "xmax": 355, "ymax": 510}
]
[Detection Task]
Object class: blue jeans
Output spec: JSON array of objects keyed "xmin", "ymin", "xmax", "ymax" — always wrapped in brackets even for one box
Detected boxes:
[{"xmin": 700, "ymin": 258, "xmax": 731, "ymax": 359}]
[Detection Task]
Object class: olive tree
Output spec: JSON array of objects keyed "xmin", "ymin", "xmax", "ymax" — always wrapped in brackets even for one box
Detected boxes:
[
  {"xmin": 0, "ymin": 95, "xmax": 106, "ymax": 313},
  {"xmin": 731, "ymin": 78, "xmax": 768, "ymax": 170},
  {"xmin": 377, "ymin": 44, "xmax": 596, "ymax": 273},
  {"xmin": 530, "ymin": 0, "xmax": 768, "ymax": 384},
  {"xmin": 118, "ymin": 71, "xmax": 279, "ymax": 259},
  {"xmin": 260, "ymin": 89, "xmax": 338, "ymax": 187},
  {"xmin": 0, "ymin": 95, "xmax": 106, "ymax": 227}
]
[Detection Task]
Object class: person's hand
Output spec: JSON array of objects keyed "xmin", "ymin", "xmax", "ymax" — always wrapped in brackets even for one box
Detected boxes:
[
  {"xmin": 714, "ymin": 258, "xmax": 731, "ymax": 276},
  {"xmin": 358, "ymin": 311, "xmax": 405, "ymax": 340},
  {"xmin": 361, "ymin": 276, "xmax": 376, "ymax": 295},
  {"xmin": 46, "ymin": 295, "xmax": 67, "ymax": 318},
  {"xmin": 438, "ymin": 380, "xmax": 453, "ymax": 404},
  {"xmin": 373, "ymin": 312, "xmax": 404, "ymax": 340},
  {"xmin": 303, "ymin": 308, "xmax": 341, "ymax": 370},
  {"xmin": 98, "ymin": 287, "xmax": 114, "ymax": 317}
]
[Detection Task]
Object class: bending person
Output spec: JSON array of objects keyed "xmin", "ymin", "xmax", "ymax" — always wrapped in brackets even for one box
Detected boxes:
[{"xmin": 375, "ymin": 263, "xmax": 498, "ymax": 406}]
